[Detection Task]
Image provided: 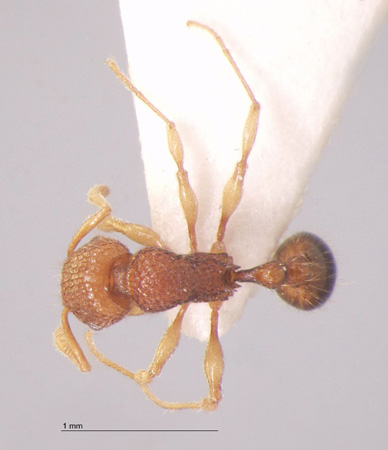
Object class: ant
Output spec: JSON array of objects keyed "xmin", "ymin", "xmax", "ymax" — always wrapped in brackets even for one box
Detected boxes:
[{"xmin": 54, "ymin": 21, "xmax": 336, "ymax": 411}]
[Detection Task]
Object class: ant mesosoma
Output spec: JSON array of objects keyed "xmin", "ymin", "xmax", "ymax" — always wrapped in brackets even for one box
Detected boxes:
[{"xmin": 54, "ymin": 21, "xmax": 336, "ymax": 411}]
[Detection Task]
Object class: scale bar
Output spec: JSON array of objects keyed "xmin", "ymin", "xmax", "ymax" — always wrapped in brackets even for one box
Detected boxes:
[{"xmin": 61, "ymin": 429, "xmax": 218, "ymax": 432}]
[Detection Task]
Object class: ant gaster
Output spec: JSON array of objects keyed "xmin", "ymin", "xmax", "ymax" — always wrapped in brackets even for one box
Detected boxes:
[{"xmin": 54, "ymin": 21, "xmax": 336, "ymax": 411}]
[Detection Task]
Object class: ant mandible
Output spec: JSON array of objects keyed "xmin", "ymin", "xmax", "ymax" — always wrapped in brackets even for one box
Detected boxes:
[{"xmin": 54, "ymin": 21, "xmax": 336, "ymax": 411}]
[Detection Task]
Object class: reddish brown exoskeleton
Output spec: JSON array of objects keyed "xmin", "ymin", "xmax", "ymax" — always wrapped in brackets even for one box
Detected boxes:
[{"xmin": 54, "ymin": 21, "xmax": 336, "ymax": 411}]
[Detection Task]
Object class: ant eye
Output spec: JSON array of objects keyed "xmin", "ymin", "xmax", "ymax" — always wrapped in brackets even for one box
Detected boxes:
[{"xmin": 274, "ymin": 232, "xmax": 336, "ymax": 310}]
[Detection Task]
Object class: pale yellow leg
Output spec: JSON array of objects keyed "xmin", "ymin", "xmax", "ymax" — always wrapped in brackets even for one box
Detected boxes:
[
  {"xmin": 67, "ymin": 185, "xmax": 112, "ymax": 255},
  {"xmin": 85, "ymin": 302, "xmax": 223, "ymax": 411},
  {"xmin": 99, "ymin": 216, "xmax": 165, "ymax": 248},
  {"xmin": 200, "ymin": 301, "xmax": 224, "ymax": 411},
  {"xmin": 86, "ymin": 306, "xmax": 189, "ymax": 382},
  {"xmin": 139, "ymin": 301, "xmax": 224, "ymax": 411},
  {"xmin": 54, "ymin": 307, "xmax": 91, "ymax": 372},
  {"xmin": 85, "ymin": 330, "xmax": 136, "ymax": 380},
  {"xmin": 106, "ymin": 58, "xmax": 198, "ymax": 253},
  {"xmin": 186, "ymin": 21, "xmax": 261, "ymax": 253},
  {"xmin": 214, "ymin": 99, "xmax": 259, "ymax": 249},
  {"xmin": 134, "ymin": 304, "xmax": 189, "ymax": 384},
  {"xmin": 85, "ymin": 305, "xmax": 198, "ymax": 408},
  {"xmin": 69, "ymin": 184, "xmax": 165, "ymax": 252}
]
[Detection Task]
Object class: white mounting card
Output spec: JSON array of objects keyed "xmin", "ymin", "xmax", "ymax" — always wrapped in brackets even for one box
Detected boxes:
[{"xmin": 118, "ymin": 0, "xmax": 388, "ymax": 340}]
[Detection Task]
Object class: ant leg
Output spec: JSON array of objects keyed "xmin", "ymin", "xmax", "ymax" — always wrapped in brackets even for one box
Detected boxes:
[
  {"xmin": 200, "ymin": 301, "xmax": 224, "ymax": 411},
  {"xmin": 86, "ymin": 304, "xmax": 189, "ymax": 384},
  {"xmin": 140, "ymin": 302, "xmax": 223, "ymax": 411},
  {"xmin": 99, "ymin": 217, "xmax": 165, "ymax": 248},
  {"xmin": 86, "ymin": 305, "xmax": 188, "ymax": 383},
  {"xmin": 134, "ymin": 304, "xmax": 189, "ymax": 385},
  {"xmin": 141, "ymin": 301, "xmax": 224, "ymax": 411},
  {"xmin": 86, "ymin": 303, "xmax": 223, "ymax": 411},
  {"xmin": 106, "ymin": 58, "xmax": 198, "ymax": 253},
  {"xmin": 67, "ymin": 185, "xmax": 112, "ymax": 255},
  {"xmin": 214, "ymin": 97, "xmax": 259, "ymax": 251},
  {"xmin": 187, "ymin": 21, "xmax": 260, "ymax": 252},
  {"xmin": 70, "ymin": 184, "xmax": 165, "ymax": 249},
  {"xmin": 85, "ymin": 305, "xmax": 202, "ymax": 409},
  {"xmin": 54, "ymin": 307, "xmax": 91, "ymax": 372},
  {"xmin": 85, "ymin": 330, "xmax": 135, "ymax": 380}
]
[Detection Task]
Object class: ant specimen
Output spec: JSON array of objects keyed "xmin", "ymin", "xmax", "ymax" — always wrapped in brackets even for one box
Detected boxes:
[{"xmin": 54, "ymin": 21, "xmax": 336, "ymax": 411}]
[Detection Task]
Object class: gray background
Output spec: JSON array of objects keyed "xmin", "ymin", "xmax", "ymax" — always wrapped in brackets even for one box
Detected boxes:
[{"xmin": 2, "ymin": 2, "xmax": 388, "ymax": 449}]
